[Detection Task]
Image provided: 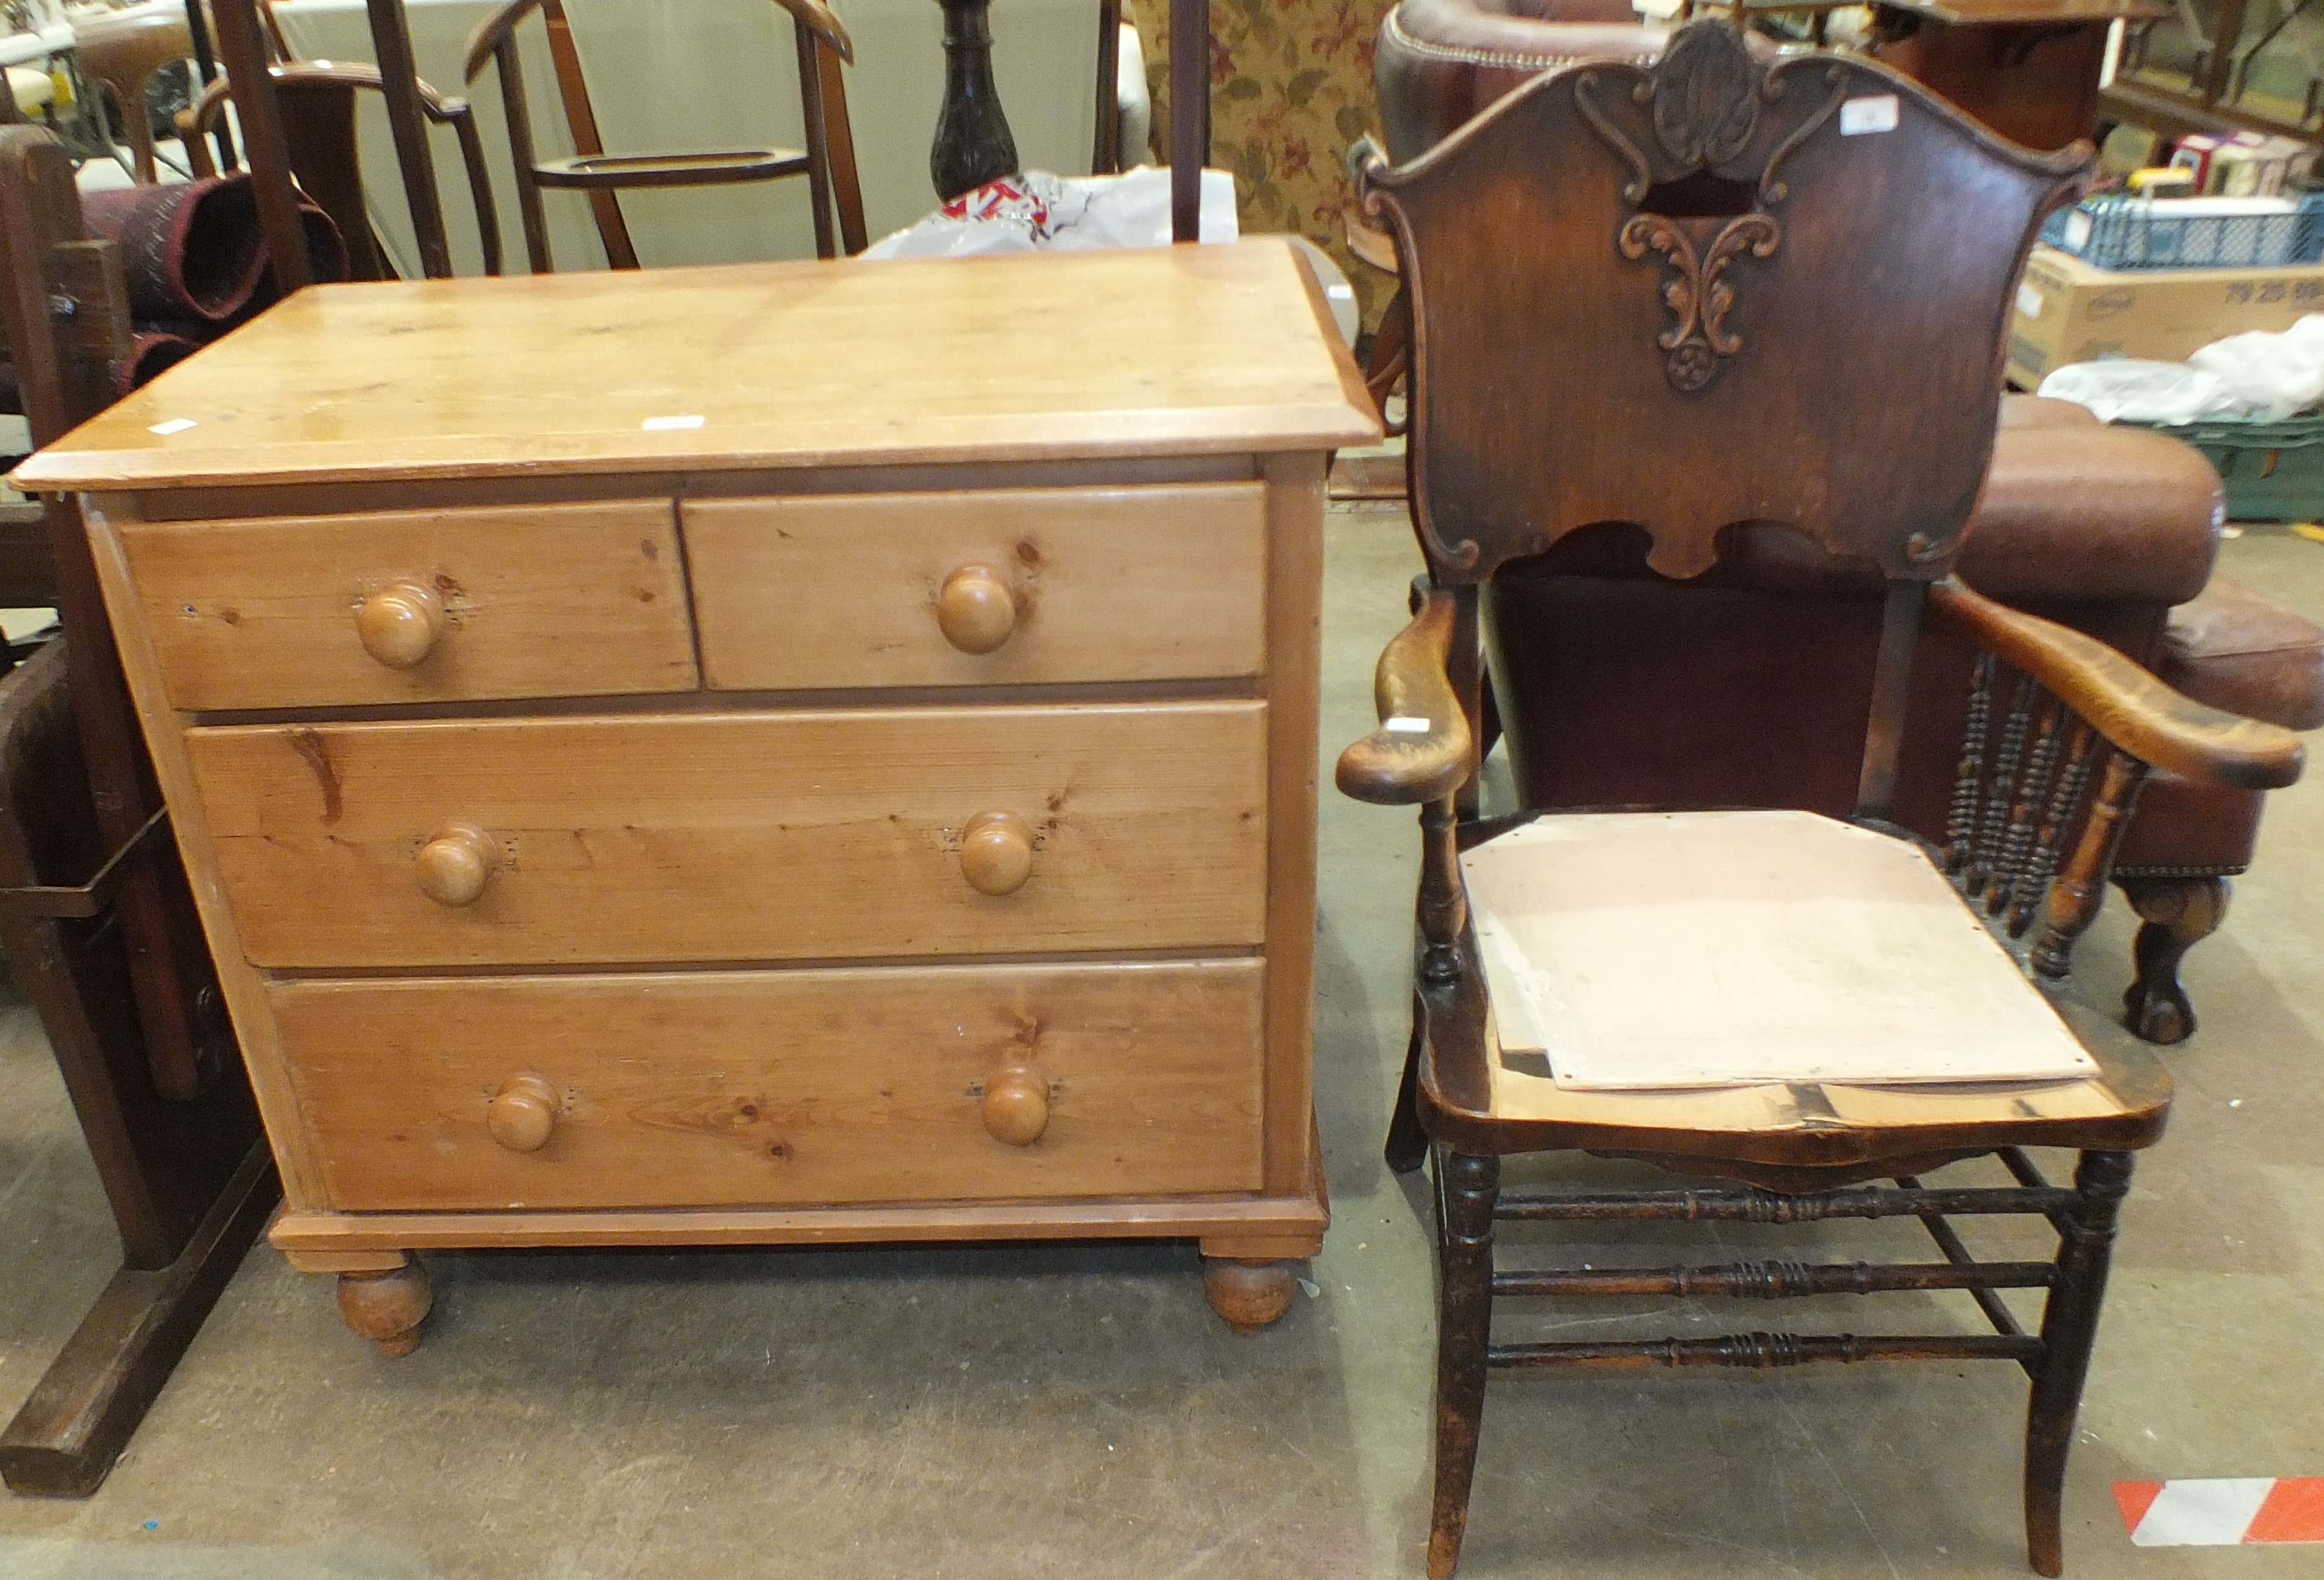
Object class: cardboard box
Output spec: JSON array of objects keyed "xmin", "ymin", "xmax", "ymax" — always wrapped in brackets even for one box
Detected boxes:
[{"xmin": 2006, "ymin": 245, "xmax": 2324, "ymax": 386}]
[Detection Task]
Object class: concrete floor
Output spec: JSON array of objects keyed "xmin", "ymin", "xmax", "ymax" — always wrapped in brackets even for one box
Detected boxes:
[{"xmin": 2, "ymin": 510, "xmax": 2322, "ymax": 1580}]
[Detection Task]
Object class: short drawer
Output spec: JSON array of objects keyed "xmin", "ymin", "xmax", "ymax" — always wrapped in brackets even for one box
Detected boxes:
[
  {"xmin": 270, "ymin": 960, "xmax": 1266, "ymax": 1211},
  {"xmin": 120, "ymin": 501, "xmax": 697, "ymax": 711},
  {"xmin": 682, "ymin": 483, "xmax": 1266, "ymax": 690},
  {"xmin": 188, "ymin": 700, "xmax": 1268, "ymax": 967}
]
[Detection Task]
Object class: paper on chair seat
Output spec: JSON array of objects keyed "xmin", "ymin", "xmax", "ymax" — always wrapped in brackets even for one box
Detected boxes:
[{"xmin": 1460, "ymin": 810, "xmax": 2099, "ymax": 1090}]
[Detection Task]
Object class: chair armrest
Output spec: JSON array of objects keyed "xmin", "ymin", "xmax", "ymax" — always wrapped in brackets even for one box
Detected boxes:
[
  {"xmin": 187, "ymin": 63, "xmax": 470, "ymax": 135},
  {"xmin": 1930, "ymin": 577, "xmax": 2304, "ymax": 791},
  {"xmin": 1959, "ymin": 425, "xmax": 2220, "ymax": 608},
  {"xmin": 768, "ymin": 0, "xmax": 855, "ymax": 63},
  {"xmin": 1337, "ymin": 585, "xmax": 1473, "ymax": 806},
  {"xmin": 462, "ymin": 0, "xmax": 541, "ymax": 83}
]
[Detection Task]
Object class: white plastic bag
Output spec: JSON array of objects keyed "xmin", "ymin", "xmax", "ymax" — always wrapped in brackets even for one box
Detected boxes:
[
  {"xmin": 2186, "ymin": 314, "xmax": 2324, "ymax": 421},
  {"xmin": 2036, "ymin": 360, "xmax": 2238, "ymax": 425},
  {"xmin": 862, "ymin": 167, "xmax": 1239, "ymax": 260}
]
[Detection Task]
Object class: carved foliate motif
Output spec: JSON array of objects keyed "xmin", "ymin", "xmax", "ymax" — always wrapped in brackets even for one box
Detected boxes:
[
  {"xmin": 1641, "ymin": 20, "xmax": 1759, "ymax": 167},
  {"xmin": 1580, "ymin": 19, "xmax": 1831, "ymax": 393},
  {"xmin": 1617, "ymin": 212, "xmax": 1780, "ymax": 392}
]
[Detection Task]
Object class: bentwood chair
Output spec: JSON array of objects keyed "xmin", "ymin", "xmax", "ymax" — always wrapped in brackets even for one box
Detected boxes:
[
  {"xmin": 460, "ymin": 0, "xmax": 867, "ymax": 272},
  {"xmin": 182, "ymin": 63, "xmax": 504, "ymax": 280},
  {"xmin": 1335, "ymin": 17, "xmax": 2305, "ymax": 1578}
]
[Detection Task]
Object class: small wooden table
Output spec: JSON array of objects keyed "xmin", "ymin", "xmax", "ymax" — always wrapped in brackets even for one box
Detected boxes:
[
  {"xmin": 16, "ymin": 241, "xmax": 1379, "ymax": 1351},
  {"xmin": 1868, "ymin": 0, "xmax": 2171, "ymax": 150},
  {"xmin": 1725, "ymin": 0, "xmax": 2167, "ymax": 148}
]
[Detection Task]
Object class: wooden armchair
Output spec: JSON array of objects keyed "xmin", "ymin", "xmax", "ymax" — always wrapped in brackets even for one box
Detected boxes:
[
  {"xmin": 1335, "ymin": 18, "xmax": 2305, "ymax": 1579},
  {"xmin": 460, "ymin": 0, "xmax": 866, "ymax": 272},
  {"xmin": 180, "ymin": 62, "xmax": 503, "ymax": 280}
]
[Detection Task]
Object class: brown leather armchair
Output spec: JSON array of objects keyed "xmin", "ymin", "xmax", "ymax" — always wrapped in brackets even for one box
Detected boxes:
[{"xmin": 1369, "ymin": 0, "xmax": 2324, "ymax": 1044}]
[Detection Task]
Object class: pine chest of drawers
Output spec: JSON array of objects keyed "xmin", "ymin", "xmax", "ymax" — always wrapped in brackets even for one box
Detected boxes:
[{"xmin": 17, "ymin": 241, "xmax": 1379, "ymax": 1349}]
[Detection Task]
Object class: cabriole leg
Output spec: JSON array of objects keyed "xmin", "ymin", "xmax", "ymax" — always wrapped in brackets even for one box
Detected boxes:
[
  {"xmin": 2024, "ymin": 1150, "xmax": 2134, "ymax": 1577},
  {"xmin": 1429, "ymin": 1149, "xmax": 1500, "ymax": 1580},
  {"xmin": 335, "ymin": 1254, "xmax": 432, "ymax": 1358},
  {"xmin": 2119, "ymin": 876, "xmax": 2230, "ymax": 1045}
]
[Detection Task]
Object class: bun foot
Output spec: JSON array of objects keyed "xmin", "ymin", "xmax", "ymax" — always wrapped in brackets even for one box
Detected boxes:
[
  {"xmin": 1203, "ymin": 1257, "xmax": 1297, "ymax": 1330},
  {"xmin": 337, "ymin": 1259, "xmax": 431, "ymax": 1357}
]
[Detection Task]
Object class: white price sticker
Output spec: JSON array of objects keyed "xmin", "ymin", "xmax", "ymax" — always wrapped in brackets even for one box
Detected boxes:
[
  {"xmin": 1840, "ymin": 95, "xmax": 1899, "ymax": 136},
  {"xmin": 642, "ymin": 414, "xmax": 706, "ymax": 431},
  {"xmin": 1384, "ymin": 716, "xmax": 1432, "ymax": 734}
]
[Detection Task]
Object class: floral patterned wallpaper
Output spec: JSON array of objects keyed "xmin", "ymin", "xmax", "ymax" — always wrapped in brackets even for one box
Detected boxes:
[{"xmin": 1126, "ymin": 0, "xmax": 1397, "ymax": 328}]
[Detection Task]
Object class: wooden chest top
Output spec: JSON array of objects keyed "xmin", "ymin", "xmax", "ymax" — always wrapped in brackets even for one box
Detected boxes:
[{"xmin": 16, "ymin": 241, "xmax": 1378, "ymax": 494}]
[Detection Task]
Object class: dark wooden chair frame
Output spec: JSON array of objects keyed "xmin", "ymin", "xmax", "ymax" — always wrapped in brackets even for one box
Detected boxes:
[
  {"xmin": 1335, "ymin": 19, "xmax": 2306, "ymax": 1579},
  {"xmin": 180, "ymin": 61, "xmax": 505, "ymax": 280},
  {"xmin": 459, "ymin": 0, "xmax": 867, "ymax": 270},
  {"xmin": 0, "ymin": 123, "xmax": 276, "ymax": 1498}
]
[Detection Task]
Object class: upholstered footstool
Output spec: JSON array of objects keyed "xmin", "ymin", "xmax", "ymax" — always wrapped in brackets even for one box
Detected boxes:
[{"xmin": 2114, "ymin": 576, "xmax": 2324, "ymax": 1042}]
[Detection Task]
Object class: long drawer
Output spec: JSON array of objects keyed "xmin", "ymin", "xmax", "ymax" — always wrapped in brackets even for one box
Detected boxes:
[
  {"xmin": 682, "ymin": 483, "xmax": 1267, "ymax": 690},
  {"xmin": 271, "ymin": 960, "xmax": 1267, "ymax": 1211},
  {"xmin": 119, "ymin": 501, "xmax": 698, "ymax": 711},
  {"xmin": 188, "ymin": 701, "xmax": 1269, "ymax": 967}
]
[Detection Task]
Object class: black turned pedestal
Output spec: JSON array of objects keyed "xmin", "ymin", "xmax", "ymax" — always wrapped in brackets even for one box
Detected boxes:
[{"xmin": 932, "ymin": 0, "xmax": 1020, "ymax": 199}]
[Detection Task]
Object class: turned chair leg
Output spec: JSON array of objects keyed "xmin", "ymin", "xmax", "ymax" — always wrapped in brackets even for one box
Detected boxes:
[
  {"xmin": 1429, "ymin": 1149, "xmax": 1500, "ymax": 1580},
  {"xmin": 2119, "ymin": 876, "xmax": 2230, "ymax": 1045},
  {"xmin": 1386, "ymin": 987, "xmax": 1429, "ymax": 1173},
  {"xmin": 2023, "ymin": 1151, "xmax": 2134, "ymax": 1578}
]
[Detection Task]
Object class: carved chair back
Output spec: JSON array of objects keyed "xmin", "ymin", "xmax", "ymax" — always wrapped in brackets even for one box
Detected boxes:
[{"xmin": 1358, "ymin": 18, "xmax": 2087, "ymax": 588}]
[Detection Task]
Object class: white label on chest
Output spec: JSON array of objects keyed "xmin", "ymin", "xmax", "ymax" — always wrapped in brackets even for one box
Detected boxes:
[
  {"xmin": 1840, "ymin": 95, "xmax": 1900, "ymax": 136},
  {"xmin": 1384, "ymin": 716, "xmax": 1432, "ymax": 734},
  {"xmin": 642, "ymin": 414, "xmax": 707, "ymax": 430}
]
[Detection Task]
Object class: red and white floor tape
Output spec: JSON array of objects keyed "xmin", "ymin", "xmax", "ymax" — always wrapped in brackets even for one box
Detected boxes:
[{"xmin": 2114, "ymin": 1478, "xmax": 2324, "ymax": 1546}]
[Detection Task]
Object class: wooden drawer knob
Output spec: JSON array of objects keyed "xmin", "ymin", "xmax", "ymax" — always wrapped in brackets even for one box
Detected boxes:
[
  {"xmin": 356, "ymin": 579, "xmax": 446, "ymax": 668},
  {"xmin": 415, "ymin": 822, "xmax": 497, "ymax": 907},
  {"xmin": 958, "ymin": 809, "xmax": 1033, "ymax": 896},
  {"xmin": 487, "ymin": 1072, "xmax": 558, "ymax": 1152},
  {"xmin": 983, "ymin": 1063, "xmax": 1049, "ymax": 1145},
  {"xmin": 935, "ymin": 564, "xmax": 1017, "ymax": 654}
]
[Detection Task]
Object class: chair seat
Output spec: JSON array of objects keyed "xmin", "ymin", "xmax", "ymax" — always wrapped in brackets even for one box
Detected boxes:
[
  {"xmin": 1420, "ymin": 811, "xmax": 2173, "ymax": 1179},
  {"xmin": 532, "ymin": 148, "xmax": 811, "ymax": 190}
]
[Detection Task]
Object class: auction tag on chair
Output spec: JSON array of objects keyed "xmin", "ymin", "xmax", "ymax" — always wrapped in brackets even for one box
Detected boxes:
[{"xmin": 1840, "ymin": 95, "xmax": 1900, "ymax": 136}]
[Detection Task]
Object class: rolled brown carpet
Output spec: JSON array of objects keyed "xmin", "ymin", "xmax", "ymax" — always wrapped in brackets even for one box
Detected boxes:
[
  {"xmin": 242, "ymin": 203, "xmax": 350, "ymax": 318},
  {"xmin": 109, "ymin": 332, "xmax": 203, "ymax": 396},
  {"xmin": 81, "ymin": 174, "xmax": 348, "ymax": 326}
]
